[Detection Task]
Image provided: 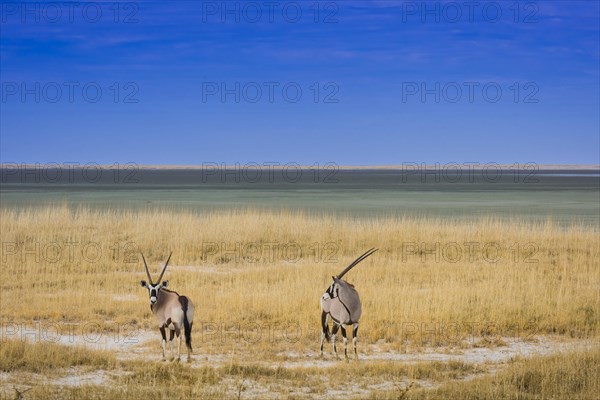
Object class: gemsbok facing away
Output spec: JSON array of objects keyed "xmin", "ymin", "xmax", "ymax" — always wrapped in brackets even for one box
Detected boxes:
[
  {"xmin": 140, "ymin": 253, "xmax": 195, "ymax": 362},
  {"xmin": 320, "ymin": 248, "xmax": 378, "ymax": 360}
]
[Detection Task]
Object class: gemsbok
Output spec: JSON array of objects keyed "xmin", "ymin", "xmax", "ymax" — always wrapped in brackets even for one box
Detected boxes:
[
  {"xmin": 139, "ymin": 252, "xmax": 195, "ymax": 362},
  {"xmin": 320, "ymin": 248, "xmax": 378, "ymax": 360}
]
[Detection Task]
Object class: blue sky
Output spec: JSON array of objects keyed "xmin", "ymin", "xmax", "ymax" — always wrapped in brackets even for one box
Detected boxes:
[{"xmin": 1, "ymin": 0, "xmax": 599, "ymax": 165}]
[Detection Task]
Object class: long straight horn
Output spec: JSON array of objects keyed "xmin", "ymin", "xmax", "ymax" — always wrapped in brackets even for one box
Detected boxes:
[
  {"xmin": 141, "ymin": 252, "xmax": 153, "ymax": 283},
  {"xmin": 337, "ymin": 248, "xmax": 378, "ymax": 279},
  {"xmin": 156, "ymin": 252, "xmax": 172, "ymax": 283}
]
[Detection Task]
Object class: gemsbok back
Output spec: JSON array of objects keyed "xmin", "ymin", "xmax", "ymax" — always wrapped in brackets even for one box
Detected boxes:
[
  {"xmin": 139, "ymin": 252, "xmax": 194, "ymax": 362},
  {"xmin": 320, "ymin": 248, "xmax": 378, "ymax": 360}
]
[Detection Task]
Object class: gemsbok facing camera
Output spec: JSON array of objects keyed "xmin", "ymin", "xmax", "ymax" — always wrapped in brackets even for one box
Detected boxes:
[{"xmin": 139, "ymin": 253, "xmax": 195, "ymax": 362}]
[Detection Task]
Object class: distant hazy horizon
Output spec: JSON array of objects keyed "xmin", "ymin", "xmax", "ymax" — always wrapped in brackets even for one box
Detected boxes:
[
  {"xmin": 2, "ymin": 168, "xmax": 598, "ymax": 225},
  {"xmin": 2, "ymin": 163, "xmax": 599, "ymax": 170}
]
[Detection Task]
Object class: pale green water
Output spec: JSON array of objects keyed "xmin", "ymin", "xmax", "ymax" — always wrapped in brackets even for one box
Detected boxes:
[{"xmin": 1, "ymin": 168, "xmax": 598, "ymax": 225}]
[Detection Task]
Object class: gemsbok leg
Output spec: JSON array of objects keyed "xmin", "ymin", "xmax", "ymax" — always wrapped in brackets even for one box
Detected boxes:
[
  {"xmin": 159, "ymin": 327, "xmax": 167, "ymax": 360},
  {"xmin": 341, "ymin": 326, "xmax": 349, "ymax": 361},
  {"xmin": 169, "ymin": 329, "xmax": 175, "ymax": 359},
  {"xmin": 331, "ymin": 323, "xmax": 340, "ymax": 358},
  {"xmin": 175, "ymin": 324, "xmax": 182, "ymax": 361},
  {"xmin": 320, "ymin": 311, "xmax": 330, "ymax": 356}
]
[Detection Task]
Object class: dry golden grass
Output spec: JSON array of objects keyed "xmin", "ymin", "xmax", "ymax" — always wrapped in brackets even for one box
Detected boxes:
[
  {"xmin": 386, "ymin": 350, "xmax": 600, "ymax": 400},
  {"xmin": 0, "ymin": 339, "xmax": 116, "ymax": 374},
  {"xmin": 1, "ymin": 340, "xmax": 596, "ymax": 399},
  {"xmin": 0, "ymin": 204, "xmax": 598, "ymax": 398},
  {"xmin": 0, "ymin": 338, "xmax": 479, "ymax": 399},
  {"xmin": 1, "ymin": 206, "xmax": 597, "ymax": 349}
]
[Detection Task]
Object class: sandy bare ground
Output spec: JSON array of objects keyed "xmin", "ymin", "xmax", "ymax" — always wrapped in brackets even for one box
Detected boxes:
[
  {"xmin": 99, "ymin": 330, "xmax": 596, "ymax": 367},
  {"xmin": 2, "ymin": 327, "xmax": 597, "ymax": 399},
  {"xmin": 15, "ymin": 326, "xmax": 593, "ymax": 366}
]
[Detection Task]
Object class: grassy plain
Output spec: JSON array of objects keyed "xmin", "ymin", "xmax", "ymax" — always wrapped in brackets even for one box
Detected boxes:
[{"xmin": 0, "ymin": 206, "xmax": 598, "ymax": 398}]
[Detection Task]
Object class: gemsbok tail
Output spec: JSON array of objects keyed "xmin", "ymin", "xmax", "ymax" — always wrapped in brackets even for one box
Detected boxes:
[
  {"xmin": 180, "ymin": 296, "xmax": 193, "ymax": 351},
  {"xmin": 321, "ymin": 310, "xmax": 330, "ymax": 341}
]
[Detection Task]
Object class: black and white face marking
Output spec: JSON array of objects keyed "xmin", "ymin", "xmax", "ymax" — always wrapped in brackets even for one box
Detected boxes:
[
  {"xmin": 140, "ymin": 280, "xmax": 168, "ymax": 304},
  {"xmin": 323, "ymin": 278, "xmax": 338, "ymax": 300}
]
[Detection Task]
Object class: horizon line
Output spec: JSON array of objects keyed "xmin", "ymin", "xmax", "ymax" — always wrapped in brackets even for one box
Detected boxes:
[{"xmin": 1, "ymin": 163, "xmax": 599, "ymax": 171}]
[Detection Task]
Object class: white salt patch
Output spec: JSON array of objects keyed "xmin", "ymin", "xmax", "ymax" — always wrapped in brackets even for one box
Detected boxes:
[
  {"xmin": 51, "ymin": 368, "xmax": 112, "ymax": 387},
  {"xmin": 276, "ymin": 336, "xmax": 598, "ymax": 368},
  {"xmin": 111, "ymin": 294, "xmax": 138, "ymax": 302},
  {"xmin": 6, "ymin": 325, "xmax": 156, "ymax": 361}
]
